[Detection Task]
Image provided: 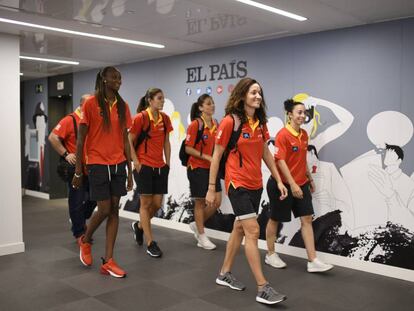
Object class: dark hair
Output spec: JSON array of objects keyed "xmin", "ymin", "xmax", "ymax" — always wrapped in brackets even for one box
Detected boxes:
[
  {"xmin": 225, "ymin": 77, "xmax": 267, "ymax": 125},
  {"xmin": 307, "ymin": 144, "xmax": 319, "ymax": 159},
  {"xmin": 190, "ymin": 94, "xmax": 212, "ymax": 121},
  {"xmin": 284, "ymin": 99, "xmax": 305, "ymax": 114},
  {"xmin": 137, "ymin": 88, "xmax": 163, "ymax": 113},
  {"xmin": 95, "ymin": 66, "xmax": 127, "ymax": 131},
  {"xmin": 385, "ymin": 143, "xmax": 404, "ymax": 160}
]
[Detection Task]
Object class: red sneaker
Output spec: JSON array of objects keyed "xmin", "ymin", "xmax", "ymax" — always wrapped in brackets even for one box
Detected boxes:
[
  {"xmin": 100, "ymin": 258, "xmax": 126, "ymax": 278},
  {"xmin": 77, "ymin": 235, "xmax": 92, "ymax": 266}
]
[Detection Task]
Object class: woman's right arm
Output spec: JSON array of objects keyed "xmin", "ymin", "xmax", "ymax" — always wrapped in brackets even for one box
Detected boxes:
[
  {"xmin": 205, "ymin": 144, "xmax": 225, "ymax": 208},
  {"xmin": 185, "ymin": 146, "xmax": 212, "ymax": 162},
  {"xmin": 128, "ymin": 132, "xmax": 141, "ymax": 172},
  {"xmin": 72, "ymin": 124, "xmax": 88, "ymax": 188}
]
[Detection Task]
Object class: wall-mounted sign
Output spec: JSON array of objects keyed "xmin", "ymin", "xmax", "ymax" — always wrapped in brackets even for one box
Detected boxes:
[
  {"xmin": 57, "ymin": 81, "xmax": 64, "ymax": 91},
  {"xmin": 186, "ymin": 60, "xmax": 247, "ymax": 83},
  {"xmin": 35, "ymin": 84, "xmax": 43, "ymax": 94}
]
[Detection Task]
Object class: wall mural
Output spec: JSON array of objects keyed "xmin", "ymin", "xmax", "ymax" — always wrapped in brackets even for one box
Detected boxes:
[
  {"xmin": 23, "ymin": 101, "xmax": 48, "ymax": 191},
  {"xmin": 119, "ymin": 94, "xmax": 414, "ymax": 270}
]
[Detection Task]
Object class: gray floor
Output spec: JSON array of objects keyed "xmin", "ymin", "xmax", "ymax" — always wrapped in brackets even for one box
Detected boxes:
[{"xmin": 0, "ymin": 197, "xmax": 412, "ymax": 311}]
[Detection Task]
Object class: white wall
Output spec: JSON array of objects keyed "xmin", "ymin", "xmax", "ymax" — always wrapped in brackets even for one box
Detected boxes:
[{"xmin": 0, "ymin": 33, "xmax": 24, "ymax": 256}]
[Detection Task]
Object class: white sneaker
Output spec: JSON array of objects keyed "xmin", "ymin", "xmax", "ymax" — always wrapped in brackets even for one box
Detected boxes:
[
  {"xmin": 197, "ymin": 234, "xmax": 216, "ymax": 250},
  {"xmin": 189, "ymin": 222, "xmax": 199, "ymax": 241},
  {"xmin": 265, "ymin": 253, "xmax": 287, "ymax": 269},
  {"xmin": 307, "ymin": 258, "xmax": 334, "ymax": 273}
]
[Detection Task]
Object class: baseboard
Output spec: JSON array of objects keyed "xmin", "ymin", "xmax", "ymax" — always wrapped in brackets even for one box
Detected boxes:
[
  {"xmin": 23, "ymin": 188, "xmax": 50, "ymax": 200},
  {"xmin": 119, "ymin": 210, "xmax": 414, "ymax": 282},
  {"xmin": 0, "ymin": 242, "xmax": 25, "ymax": 256}
]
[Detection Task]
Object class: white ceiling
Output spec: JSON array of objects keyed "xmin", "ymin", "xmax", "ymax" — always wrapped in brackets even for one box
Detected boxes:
[{"xmin": 1, "ymin": 0, "xmax": 414, "ymax": 79}]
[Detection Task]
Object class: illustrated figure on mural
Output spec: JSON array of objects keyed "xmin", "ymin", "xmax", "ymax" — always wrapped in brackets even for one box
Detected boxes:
[
  {"xmin": 341, "ymin": 111, "xmax": 414, "ymax": 231},
  {"xmin": 24, "ymin": 101, "xmax": 48, "ymax": 190},
  {"xmin": 33, "ymin": 101, "xmax": 48, "ymax": 187}
]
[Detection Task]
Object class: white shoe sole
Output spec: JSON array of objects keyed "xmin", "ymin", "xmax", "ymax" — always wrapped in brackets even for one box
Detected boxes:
[
  {"xmin": 307, "ymin": 265, "xmax": 334, "ymax": 273},
  {"xmin": 256, "ymin": 295, "xmax": 287, "ymax": 304},
  {"xmin": 101, "ymin": 267, "xmax": 126, "ymax": 278},
  {"xmin": 215, "ymin": 278, "xmax": 245, "ymax": 291},
  {"xmin": 197, "ymin": 242, "xmax": 216, "ymax": 250},
  {"xmin": 264, "ymin": 257, "xmax": 287, "ymax": 269},
  {"xmin": 79, "ymin": 250, "xmax": 91, "ymax": 267},
  {"xmin": 146, "ymin": 250, "xmax": 162, "ymax": 258}
]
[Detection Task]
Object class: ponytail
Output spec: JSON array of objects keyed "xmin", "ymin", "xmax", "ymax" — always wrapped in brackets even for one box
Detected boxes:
[
  {"xmin": 190, "ymin": 102, "xmax": 201, "ymax": 121},
  {"xmin": 137, "ymin": 96, "xmax": 148, "ymax": 113}
]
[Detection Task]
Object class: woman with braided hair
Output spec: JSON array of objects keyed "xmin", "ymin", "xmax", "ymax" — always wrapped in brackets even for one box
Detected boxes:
[{"xmin": 73, "ymin": 66, "xmax": 132, "ymax": 278}]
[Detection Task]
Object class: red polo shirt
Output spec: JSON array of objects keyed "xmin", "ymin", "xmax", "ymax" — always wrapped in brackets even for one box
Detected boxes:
[{"xmin": 80, "ymin": 95, "xmax": 132, "ymax": 165}]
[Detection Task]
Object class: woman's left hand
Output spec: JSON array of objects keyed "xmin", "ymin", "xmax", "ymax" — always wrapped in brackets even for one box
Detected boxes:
[
  {"xmin": 277, "ymin": 182, "xmax": 288, "ymax": 200},
  {"xmin": 309, "ymin": 180, "xmax": 316, "ymax": 193},
  {"xmin": 127, "ymin": 172, "xmax": 133, "ymax": 191}
]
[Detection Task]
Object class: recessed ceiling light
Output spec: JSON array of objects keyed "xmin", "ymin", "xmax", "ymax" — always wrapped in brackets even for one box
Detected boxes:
[
  {"xmin": 20, "ymin": 55, "xmax": 80, "ymax": 65},
  {"xmin": 236, "ymin": 0, "xmax": 307, "ymax": 22},
  {"xmin": 0, "ymin": 17, "xmax": 165, "ymax": 48}
]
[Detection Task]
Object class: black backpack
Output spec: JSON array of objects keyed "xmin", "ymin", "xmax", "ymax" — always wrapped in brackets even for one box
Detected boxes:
[
  {"xmin": 56, "ymin": 114, "xmax": 77, "ymax": 182},
  {"xmin": 134, "ymin": 110, "xmax": 167, "ymax": 153},
  {"xmin": 218, "ymin": 114, "xmax": 243, "ymax": 179},
  {"xmin": 179, "ymin": 118, "xmax": 206, "ymax": 166}
]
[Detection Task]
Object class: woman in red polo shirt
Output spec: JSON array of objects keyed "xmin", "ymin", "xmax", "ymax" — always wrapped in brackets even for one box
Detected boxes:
[
  {"xmin": 265, "ymin": 99, "xmax": 334, "ymax": 273},
  {"xmin": 128, "ymin": 88, "xmax": 173, "ymax": 258},
  {"xmin": 72, "ymin": 66, "xmax": 132, "ymax": 278},
  {"xmin": 206, "ymin": 78, "xmax": 288, "ymax": 305},
  {"xmin": 185, "ymin": 94, "xmax": 221, "ymax": 250}
]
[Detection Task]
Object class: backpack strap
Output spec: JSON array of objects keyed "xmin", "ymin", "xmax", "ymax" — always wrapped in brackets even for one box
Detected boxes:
[
  {"xmin": 141, "ymin": 110, "xmax": 151, "ymax": 153},
  {"xmin": 193, "ymin": 117, "xmax": 205, "ymax": 157},
  {"xmin": 227, "ymin": 114, "xmax": 243, "ymax": 168},
  {"xmin": 69, "ymin": 114, "xmax": 78, "ymax": 141},
  {"xmin": 159, "ymin": 111, "xmax": 169, "ymax": 139},
  {"xmin": 61, "ymin": 114, "xmax": 78, "ymax": 153}
]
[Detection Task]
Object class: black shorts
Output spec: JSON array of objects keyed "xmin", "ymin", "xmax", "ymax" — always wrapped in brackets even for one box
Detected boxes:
[
  {"xmin": 267, "ymin": 177, "xmax": 314, "ymax": 222},
  {"xmin": 134, "ymin": 164, "xmax": 169, "ymax": 195},
  {"xmin": 87, "ymin": 161, "xmax": 127, "ymax": 201},
  {"xmin": 187, "ymin": 167, "xmax": 222, "ymax": 198},
  {"xmin": 228, "ymin": 185, "xmax": 263, "ymax": 220}
]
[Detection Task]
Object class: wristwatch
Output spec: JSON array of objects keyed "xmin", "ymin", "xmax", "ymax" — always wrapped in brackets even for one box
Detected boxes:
[{"xmin": 62, "ymin": 151, "xmax": 69, "ymax": 158}]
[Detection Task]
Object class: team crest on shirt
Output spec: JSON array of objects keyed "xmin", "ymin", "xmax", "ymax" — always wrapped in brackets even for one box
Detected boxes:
[
  {"xmin": 242, "ymin": 132, "xmax": 250, "ymax": 139},
  {"xmin": 292, "ymin": 146, "xmax": 299, "ymax": 152},
  {"xmin": 202, "ymin": 134, "xmax": 208, "ymax": 140}
]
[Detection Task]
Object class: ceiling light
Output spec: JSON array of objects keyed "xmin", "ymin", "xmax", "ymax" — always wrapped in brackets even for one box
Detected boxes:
[
  {"xmin": 236, "ymin": 0, "xmax": 307, "ymax": 21},
  {"xmin": 0, "ymin": 17, "xmax": 165, "ymax": 48},
  {"xmin": 20, "ymin": 55, "xmax": 80, "ymax": 65}
]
